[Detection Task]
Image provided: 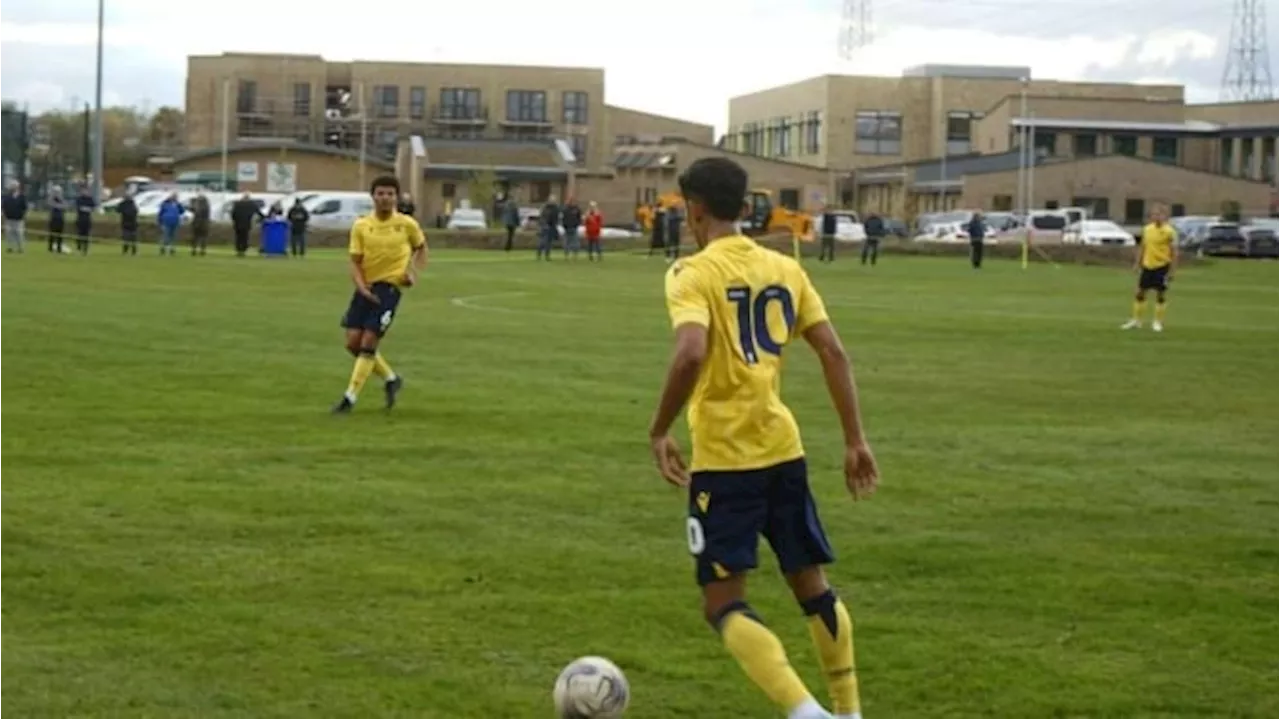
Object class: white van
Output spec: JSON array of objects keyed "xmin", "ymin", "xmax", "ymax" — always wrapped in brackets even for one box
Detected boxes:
[{"xmin": 304, "ymin": 192, "xmax": 375, "ymax": 228}]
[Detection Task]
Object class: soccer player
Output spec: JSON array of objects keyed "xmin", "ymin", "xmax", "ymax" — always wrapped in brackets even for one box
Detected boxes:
[
  {"xmin": 648, "ymin": 157, "xmax": 879, "ymax": 719},
  {"xmin": 331, "ymin": 175, "xmax": 427, "ymax": 413},
  {"xmin": 1122, "ymin": 205, "xmax": 1177, "ymax": 332}
]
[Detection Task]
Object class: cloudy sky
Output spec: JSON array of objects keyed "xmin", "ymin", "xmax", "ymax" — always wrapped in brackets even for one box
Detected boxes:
[{"xmin": 2, "ymin": 0, "xmax": 1277, "ymax": 132}]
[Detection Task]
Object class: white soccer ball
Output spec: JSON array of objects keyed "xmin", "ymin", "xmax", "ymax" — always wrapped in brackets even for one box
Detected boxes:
[{"xmin": 552, "ymin": 656, "xmax": 630, "ymax": 718}]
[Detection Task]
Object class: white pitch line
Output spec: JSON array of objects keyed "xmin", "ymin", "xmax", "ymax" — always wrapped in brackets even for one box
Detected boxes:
[{"xmin": 448, "ymin": 291, "xmax": 582, "ymax": 319}]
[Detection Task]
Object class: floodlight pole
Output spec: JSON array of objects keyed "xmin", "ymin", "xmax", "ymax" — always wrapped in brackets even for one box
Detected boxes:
[{"xmin": 91, "ymin": 0, "xmax": 105, "ymax": 206}]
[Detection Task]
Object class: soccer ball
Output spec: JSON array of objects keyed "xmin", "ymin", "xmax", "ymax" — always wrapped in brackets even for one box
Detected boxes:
[{"xmin": 552, "ymin": 656, "xmax": 630, "ymax": 718}]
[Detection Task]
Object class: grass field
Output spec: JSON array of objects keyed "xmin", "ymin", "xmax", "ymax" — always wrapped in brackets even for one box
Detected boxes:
[{"xmin": 3, "ymin": 244, "xmax": 1277, "ymax": 719}]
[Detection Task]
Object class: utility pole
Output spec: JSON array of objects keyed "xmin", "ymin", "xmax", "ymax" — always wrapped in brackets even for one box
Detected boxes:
[
  {"xmin": 1220, "ymin": 0, "xmax": 1276, "ymax": 101},
  {"xmin": 92, "ymin": 0, "xmax": 105, "ymax": 204}
]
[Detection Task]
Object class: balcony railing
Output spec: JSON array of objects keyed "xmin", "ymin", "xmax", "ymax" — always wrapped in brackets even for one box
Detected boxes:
[{"xmin": 430, "ymin": 105, "xmax": 489, "ymax": 124}]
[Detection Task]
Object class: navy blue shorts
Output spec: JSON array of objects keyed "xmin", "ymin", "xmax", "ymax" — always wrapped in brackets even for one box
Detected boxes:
[
  {"xmin": 340, "ymin": 282, "xmax": 402, "ymax": 337},
  {"xmin": 1138, "ymin": 264, "xmax": 1170, "ymax": 292},
  {"xmin": 686, "ymin": 457, "xmax": 835, "ymax": 586}
]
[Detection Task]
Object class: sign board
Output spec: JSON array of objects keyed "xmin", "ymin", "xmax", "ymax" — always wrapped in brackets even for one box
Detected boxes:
[
  {"xmin": 266, "ymin": 162, "xmax": 298, "ymax": 193},
  {"xmin": 236, "ymin": 161, "xmax": 259, "ymax": 183}
]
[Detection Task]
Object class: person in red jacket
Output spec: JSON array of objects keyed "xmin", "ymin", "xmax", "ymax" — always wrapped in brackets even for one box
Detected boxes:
[{"xmin": 584, "ymin": 201, "xmax": 604, "ymax": 261}]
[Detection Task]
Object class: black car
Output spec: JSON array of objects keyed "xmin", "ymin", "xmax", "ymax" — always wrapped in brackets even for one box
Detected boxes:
[
  {"xmin": 1198, "ymin": 223, "xmax": 1248, "ymax": 257},
  {"xmin": 1243, "ymin": 226, "xmax": 1279, "ymax": 258}
]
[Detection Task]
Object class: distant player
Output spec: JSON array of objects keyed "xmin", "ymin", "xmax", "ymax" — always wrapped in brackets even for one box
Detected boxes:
[
  {"xmin": 332, "ymin": 175, "xmax": 427, "ymax": 413},
  {"xmin": 1122, "ymin": 205, "xmax": 1177, "ymax": 332},
  {"xmin": 648, "ymin": 157, "xmax": 879, "ymax": 719}
]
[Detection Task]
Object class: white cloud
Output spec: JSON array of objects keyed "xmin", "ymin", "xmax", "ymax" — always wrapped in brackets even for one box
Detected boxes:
[{"xmin": 1135, "ymin": 30, "xmax": 1218, "ymax": 67}]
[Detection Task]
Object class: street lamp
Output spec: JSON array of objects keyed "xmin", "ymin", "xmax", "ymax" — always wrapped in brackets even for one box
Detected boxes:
[{"xmin": 91, "ymin": 0, "xmax": 104, "ymax": 207}]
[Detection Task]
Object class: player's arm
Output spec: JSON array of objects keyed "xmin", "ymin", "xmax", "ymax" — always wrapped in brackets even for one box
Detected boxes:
[
  {"xmin": 1167, "ymin": 229, "xmax": 1179, "ymax": 278},
  {"xmin": 347, "ymin": 222, "xmax": 376, "ymax": 301},
  {"xmin": 411, "ymin": 220, "xmax": 428, "ymax": 270},
  {"xmin": 796, "ymin": 271, "xmax": 878, "ymax": 499},
  {"xmin": 648, "ymin": 265, "xmax": 710, "ymax": 487}
]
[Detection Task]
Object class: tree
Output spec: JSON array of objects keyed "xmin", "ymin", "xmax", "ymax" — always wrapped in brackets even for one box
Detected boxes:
[
  {"xmin": 467, "ymin": 168, "xmax": 499, "ymax": 225},
  {"xmin": 146, "ymin": 107, "xmax": 184, "ymax": 150}
]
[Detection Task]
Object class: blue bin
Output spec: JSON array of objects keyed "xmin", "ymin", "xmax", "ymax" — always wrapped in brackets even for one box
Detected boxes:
[{"xmin": 261, "ymin": 219, "xmax": 289, "ymax": 256}]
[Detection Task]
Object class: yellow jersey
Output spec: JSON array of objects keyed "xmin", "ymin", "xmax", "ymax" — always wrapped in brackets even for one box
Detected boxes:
[
  {"xmin": 1139, "ymin": 222, "xmax": 1175, "ymax": 269},
  {"xmin": 664, "ymin": 235, "xmax": 830, "ymax": 472},
  {"xmin": 349, "ymin": 212, "xmax": 426, "ymax": 286}
]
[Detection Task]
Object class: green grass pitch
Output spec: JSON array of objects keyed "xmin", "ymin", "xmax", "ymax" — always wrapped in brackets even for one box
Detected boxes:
[{"xmin": 2, "ymin": 245, "xmax": 1276, "ymax": 718}]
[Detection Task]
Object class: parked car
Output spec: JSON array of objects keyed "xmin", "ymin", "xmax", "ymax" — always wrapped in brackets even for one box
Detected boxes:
[
  {"xmin": 447, "ymin": 208, "xmax": 488, "ymax": 230},
  {"xmin": 1242, "ymin": 225, "xmax": 1278, "ymax": 258},
  {"xmin": 1063, "ymin": 219, "xmax": 1136, "ymax": 246},
  {"xmin": 1197, "ymin": 223, "xmax": 1248, "ymax": 257},
  {"xmin": 881, "ymin": 218, "xmax": 910, "ymax": 238},
  {"xmin": 811, "ymin": 211, "xmax": 866, "ymax": 242}
]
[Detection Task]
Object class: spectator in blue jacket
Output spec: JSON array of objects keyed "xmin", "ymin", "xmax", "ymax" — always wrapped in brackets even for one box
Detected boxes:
[
  {"xmin": 3, "ymin": 181, "xmax": 28, "ymax": 253},
  {"xmin": 157, "ymin": 193, "xmax": 185, "ymax": 255},
  {"xmin": 74, "ymin": 185, "xmax": 95, "ymax": 255}
]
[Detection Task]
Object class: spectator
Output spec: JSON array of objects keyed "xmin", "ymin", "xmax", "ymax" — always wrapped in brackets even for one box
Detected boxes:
[
  {"xmin": 584, "ymin": 201, "xmax": 604, "ymax": 262},
  {"xmin": 561, "ymin": 197, "xmax": 583, "ymax": 260},
  {"xmin": 665, "ymin": 204, "xmax": 683, "ymax": 261},
  {"xmin": 74, "ymin": 185, "xmax": 95, "ymax": 255},
  {"xmin": 502, "ymin": 195, "xmax": 520, "ymax": 252},
  {"xmin": 649, "ymin": 203, "xmax": 666, "ymax": 257},
  {"xmin": 862, "ymin": 212, "xmax": 885, "ymax": 266},
  {"xmin": 397, "ymin": 192, "xmax": 416, "ymax": 218},
  {"xmin": 229, "ymin": 193, "xmax": 262, "ymax": 257},
  {"xmin": 967, "ymin": 211, "xmax": 987, "ymax": 269},
  {"xmin": 189, "ymin": 191, "xmax": 211, "ymax": 256},
  {"xmin": 157, "ymin": 192, "xmax": 184, "ymax": 256},
  {"xmin": 3, "ymin": 181, "xmax": 28, "ymax": 253},
  {"xmin": 819, "ymin": 205, "xmax": 838, "ymax": 263},
  {"xmin": 287, "ymin": 197, "xmax": 310, "ymax": 257},
  {"xmin": 119, "ymin": 190, "xmax": 139, "ymax": 255},
  {"xmin": 47, "ymin": 186, "xmax": 66, "ymax": 254},
  {"xmin": 537, "ymin": 195, "xmax": 560, "ymax": 261}
]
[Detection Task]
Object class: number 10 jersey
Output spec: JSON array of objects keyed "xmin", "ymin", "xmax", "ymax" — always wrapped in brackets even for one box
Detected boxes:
[{"xmin": 664, "ymin": 234, "xmax": 830, "ymax": 473}]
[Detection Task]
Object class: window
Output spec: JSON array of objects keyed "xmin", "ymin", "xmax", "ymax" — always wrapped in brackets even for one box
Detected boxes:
[
  {"xmin": 440, "ymin": 88, "xmax": 482, "ymax": 119},
  {"xmin": 1170, "ymin": 203, "xmax": 1186, "ymax": 217},
  {"xmin": 855, "ymin": 111, "xmax": 901, "ymax": 155},
  {"xmin": 374, "ymin": 85, "xmax": 399, "ymax": 118},
  {"xmin": 1241, "ymin": 138, "xmax": 1255, "ymax": 178},
  {"xmin": 1073, "ymin": 133, "xmax": 1098, "ymax": 157},
  {"xmin": 531, "ymin": 180, "xmax": 551, "ymax": 203},
  {"xmin": 1124, "ymin": 198, "xmax": 1146, "ymax": 224},
  {"xmin": 773, "ymin": 118, "xmax": 792, "ymax": 157},
  {"xmin": 779, "ymin": 188, "xmax": 800, "ymax": 210},
  {"xmin": 506, "ymin": 90, "xmax": 547, "ymax": 122},
  {"xmin": 442, "ymin": 183, "xmax": 456, "ymax": 199},
  {"xmin": 236, "ymin": 80, "xmax": 257, "ymax": 114},
  {"xmin": 992, "ymin": 194, "xmax": 1013, "ymax": 211},
  {"xmin": 1044, "ymin": 200, "xmax": 1060, "ymax": 210},
  {"xmin": 409, "ymin": 87, "xmax": 426, "ymax": 120},
  {"xmin": 292, "ymin": 83, "xmax": 310, "ymax": 117},
  {"xmin": 1152, "ymin": 136, "xmax": 1178, "ymax": 165},
  {"xmin": 377, "ymin": 129, "xmax": 398, "ymax": 159},
  {"xmin": 563, "ymin": 91, "xmax": 588, "ymax": 125},
  {"xmin": 801, "ymin": 111, "xmax": 822, "ymax": 155},
  {"xmin": 1264, "ymin": 136, "xmax": 1277, "ymax": 182},
  {"xmin": 567, "ymin": 134, "xmax": 587, "ymax": 165},
  {"xmin": 1220, "ymin": 137, "xmax": 1235, "ymax": 174},
  {"xmin": 740, "ymin": 122, "xmax": 762, "ymax": 155},
  {"xmin": 1033, "ymin": 131, "xmax": 1056, "ymax": 157},
  {"xmin": 946, "ymin": 111, "xmax": 982, "ymax": 155},
  {"xmin": 1071, "ymin": 197, "xmax": 1110, "ymax": 219},
  {"xmin": 1112, "ymin": 134, "xmax": 1137, "ymax": 156},
  {"xmin": 311, "ymin": 199, "xmax": 340, "ymax": 215},
  {"xmin": 615, "ymin": 134, "xmax": 637, "ymax": 146}
]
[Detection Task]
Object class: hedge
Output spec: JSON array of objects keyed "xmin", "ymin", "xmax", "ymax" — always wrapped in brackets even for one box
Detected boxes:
[{"xmin": 15, "ymin": 212, "xmax": 1176, "ymax": 268}]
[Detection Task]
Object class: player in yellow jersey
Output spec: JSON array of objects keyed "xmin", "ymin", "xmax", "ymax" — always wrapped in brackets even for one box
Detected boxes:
[
  {"xmin": 1122, "ymin": 205, "xmax": 1177, "ymax": 332},
  {"xmin": 647, "ymin": 157, "xmax": 879, "ymax": 719},
  {"xmin": 332, "ymin": 175, "xmax": 427, "ymax": 413}
]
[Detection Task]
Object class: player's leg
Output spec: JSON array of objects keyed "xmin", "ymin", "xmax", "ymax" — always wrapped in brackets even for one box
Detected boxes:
[
  {"xmin": 691, "ymin": 471, "xmax": 827, "ymax": 719},
  {"xmin": 1124, "ymin": 279, "xmax": 1150, "ymax": 329},
  {"xmin": 765, "ymin": 459, "xmax": 861, "ymax": 719},
  {"xmin": 1152, "ymin": 269, "xmax": 1169, "ymax": 331},
  {"xmin": 870, "ymin": 238, "xmax": 878, "ymax": 266}
]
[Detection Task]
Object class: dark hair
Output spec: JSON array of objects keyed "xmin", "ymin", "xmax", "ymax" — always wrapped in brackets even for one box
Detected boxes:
[
  {"xmin": 678, "ymin": 157, "xmax": 747, "ymax": 221},
  {"xmin": 369, "ymin": 175, "xmax": 401, "ymax": 195}
]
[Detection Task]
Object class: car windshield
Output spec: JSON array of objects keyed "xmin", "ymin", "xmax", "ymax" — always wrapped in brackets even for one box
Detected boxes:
[
  {"xmin": 1081, "ymin": 220, "xmax": 1122, "ymax": 232},
  {"xmin": 1207, "ymin": 225, "xmax": 1242, "ymax": 238}
]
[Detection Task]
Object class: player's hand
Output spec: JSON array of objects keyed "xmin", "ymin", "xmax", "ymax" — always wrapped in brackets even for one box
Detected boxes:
[
  {"xmin": 359, "ymin": 286, "xmax": 380, "ymax": 304},
  {"xmin": 650, "ymin": 434, "xmax": 690, "ymax": 488},
  {"xmin": 402, "ymin": 271, "xmax": 417, "ymax": 288},
  {"xmin": 843, "ymin": 441, "xmax": 879, "ymax": 501}
]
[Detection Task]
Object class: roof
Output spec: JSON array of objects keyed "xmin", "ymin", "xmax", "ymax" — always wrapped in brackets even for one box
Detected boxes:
[
  {"xmin": 422, "ymin": 165, "xmax": 568, "ymax": 181},
  {"xmin": 961, "ymin": 152, "xmax": 1277, "ymax": 185},
  {"xmin": 1010, "ymin": 117, "xmax": 1236, "ymax": 134},
  {"xmin": 171, "ymin": 141, "xmax": 395, "ymax": 168},
  {"xmin": 856, "ymin": 150, "xmax": 1041, "ymax": 184}
]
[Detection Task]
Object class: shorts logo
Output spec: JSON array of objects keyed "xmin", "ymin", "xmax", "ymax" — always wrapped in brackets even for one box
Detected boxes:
[{"xmin": 695, "ymin": 491, "xmax": 711, "ymax": 514}]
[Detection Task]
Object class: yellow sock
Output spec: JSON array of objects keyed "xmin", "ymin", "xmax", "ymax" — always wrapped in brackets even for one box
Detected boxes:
[
  {"xmin": 719, "ymin": 607, "xmax": 815, "ymax": 713},
  {"xmin": 1154, "ymin": 302, "xmax": 1167, "ymax": 322},
  {"xmin": 1131, "ymin": 299, "xmax": 1146, "ymax": 321},
  {"xmin": 345, "ymin": 354, "xmax": 377, "ymax": 400},
  {"xmin": 371, "ymin": 353, "xmax": 396, "ymax": 381},
  {"xmin": 803, "ymin": 592, "xmax": 861, "ymax": 716}
]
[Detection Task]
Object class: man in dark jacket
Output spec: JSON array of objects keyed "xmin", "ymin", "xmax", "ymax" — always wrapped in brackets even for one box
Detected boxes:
[
  {"xmin": 118, "ymin": 191, "xmax": 139, "ymax": 255},
  {"xmin": 648, "ymin": 204, "xmax": 666, "ymax": 257},
  {"xmin": 501, "ymin": 196, "xmax": 520, "ymax": 252},
  {"xmin": 561, "ymin": 198, "xmax": 583, "ymax": 260},
  {"xmin": 819, "ymin": 206, "xmax": 838, "ymax": 263},
  {"xmin": 287, "ymin": 198, "xmax": 310, "ymax": 256},
  {"xmin": 74, "ymin": 185, "xmax": 95, "ymax": 255},
  {"xmin": 664, "ymin": 204, "xmax": 683, "ymax": 261},
  {"xmin": 230, "ymin": 193, "xmax": 262, "ymax": 257},
  {"xmin": 189, "ymin": 191, "xmax": 211, "ymax": 256},
  {"xmin": 537, "ymin": 196, "xmax": 560, "ymax": 261},
  {"xmin": 396, "ymin": 192, "xmax": 416, "ymax": 218},
  {"xmin": 862, "ymin": 213, "xmax": 886, "ymax": 266},
  {"xmin": 967, "ymin": 212, "xmax": 987, "ymax": 269},
  {"xmin": 3, "ymin": 182, "xmax": 28, "ymax": 253},
  {"xmin": 47, "ymin": 186, "xmax": 66, "ymax": 253}
]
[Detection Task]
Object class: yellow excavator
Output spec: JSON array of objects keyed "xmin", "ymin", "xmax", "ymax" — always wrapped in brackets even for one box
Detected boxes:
[{"xmin": 636, "ymin": 189, "xmax": 814, "ymax": 241}]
